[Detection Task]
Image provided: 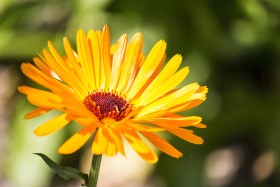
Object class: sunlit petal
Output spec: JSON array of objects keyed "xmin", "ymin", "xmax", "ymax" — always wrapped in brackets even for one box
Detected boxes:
[
  {"xmin": 141, "ymin": 132, "xmax": 183, "ymax": 158},
  {"xmin": 19, "ymin": 25, "xmax": 207, "ymax": 163},
  {"xmin": 34, "ymin": 113, "xmax": 75, "ymax": 136},
  {"xmin": 58, "ymin": 124, "xmax": 97, "ymax": 154}
]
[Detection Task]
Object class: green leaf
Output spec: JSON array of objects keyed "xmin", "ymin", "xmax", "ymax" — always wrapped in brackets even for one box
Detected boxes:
[{"xmin": 34, "ymin": 153, "xmax": 88, "ymax": 185}]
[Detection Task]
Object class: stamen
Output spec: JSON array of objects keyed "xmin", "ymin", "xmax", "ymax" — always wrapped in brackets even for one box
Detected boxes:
[{"xmin": 83, "ymin": 91, "xmax": 133, "ymax": 121}]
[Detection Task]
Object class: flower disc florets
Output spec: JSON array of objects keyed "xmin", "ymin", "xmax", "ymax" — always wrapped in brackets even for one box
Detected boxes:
[{"xmin": 83, "ymin": 91, "xmax": 133, "ymax": 121}]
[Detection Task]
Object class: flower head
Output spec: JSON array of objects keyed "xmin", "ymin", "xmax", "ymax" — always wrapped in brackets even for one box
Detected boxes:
[{"xmin": 19, "ymin": 25, "xmax": 207, "ymax": 163}]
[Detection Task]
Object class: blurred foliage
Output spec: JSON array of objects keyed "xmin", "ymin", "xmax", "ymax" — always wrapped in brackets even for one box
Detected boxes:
[{"xmin": 1, "ymin": 0, "xmax": 280, "ymax": 187}]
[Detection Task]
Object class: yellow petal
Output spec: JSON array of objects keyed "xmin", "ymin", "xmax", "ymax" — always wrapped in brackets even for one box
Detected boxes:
[
  {"xmin": 135, "ymin": 54, "xmax": 182, "ymax": 105},
  {"xmin": 96, "ymin": 30, "xmax": 106, "ymax": 89},
  {"xmin": 121, "ymin": 128, "xmax": 158, "ymax": 163},
  {"xmin": 123, "ymin": 53, "xmax": 146, "ymax": 94},
  {"xmin": 141, "ymin": 132, "xmax": 183, "ymax": 158},
  {"xmin": 107, "ymin": 127, "xmax": 125, "ymax": 155},
  {"xmin": 116, "ymin": 32, "xmax": 143, "ymax": 93},
  {"xmin": 58, "ymin": 124, "xmax": 97, "ymax": 154},
  {"xmin": 34, "ymin": 113, "xmax": 75, "ymax": 136},
  {"xmin": 138, "ymin": 83, "xmax": 199, "ymax": 118},
  {"xmin": 22, "ymin": 62, "xmax": 86, "ymax": 103},
  {"xmin": 43, "ymin": 46, "xmax": 85, "ymax": 96},
  {"xmin": 169, "ymin": 86, "xmax": 208, "ymax": 113},
  {"xmin": 98, "ymin": 122, "xmax": 119, "ymax": 157},
  {"xmin": 47, "ymin": 41, "xmax": 75, "ymax": 81},
  {"xmin": 133, "ymin": 53, "xmax": 166, "ymax": 101},
  {"xmin": 20, "ymin": 68, "xmax": 93, "ymax": 119},
  {"xmin": 136, "ymin": 66, "xmax": 189, "ymax": 106},
  {"xmin": 110, "ymin": 34, "xmax": 128, "ymax": 91},
  {"xmin": 105, "ymin": 141, "xmax": 117, "ymax": 156},
  {"xmin": 63, "ymin": 37, "xmax": 89, "ymax": 92},
  {"xmin": 127, "ymin": 40, "xmax": 166, "ymax": 99},
  {"xmin": 197, "ymin": 86, "xmax": 208, "ymax": 95},
  {"xmin": 77, "ymin": 29, "xmax": 95, "ymax": 90},
  {"xmin": 87, "ymin": 30, "xmax": 101, "ymax": 88},
  {"xmin": 92, "ymin": 127, "xmax": 108, "ymax": 155}
]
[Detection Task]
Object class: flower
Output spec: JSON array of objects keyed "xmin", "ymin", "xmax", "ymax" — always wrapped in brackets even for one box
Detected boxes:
[{"xmin": 19, "ymin": 25, "xmax": 207, "ymax": 163}]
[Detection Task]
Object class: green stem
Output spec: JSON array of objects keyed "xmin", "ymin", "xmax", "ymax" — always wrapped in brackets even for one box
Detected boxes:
[{"xmin": 87, "ymin": 154, "xmax": 102, "ymax": 187}]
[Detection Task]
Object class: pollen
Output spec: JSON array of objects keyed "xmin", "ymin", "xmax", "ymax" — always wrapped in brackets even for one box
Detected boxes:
[{"xmin": 83, "ymin": 91, "xmax": 134, "ymax": 121}]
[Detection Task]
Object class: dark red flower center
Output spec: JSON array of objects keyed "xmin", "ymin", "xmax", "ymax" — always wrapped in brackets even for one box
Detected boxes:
[{"xmin": 83, "ymin": 91, "xmax": 133, "ymax": 121}]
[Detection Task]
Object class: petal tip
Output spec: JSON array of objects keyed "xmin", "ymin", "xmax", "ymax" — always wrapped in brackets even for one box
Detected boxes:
[
  {"xmin": 198, "ymin": 138, "xmax": 204, "ymax": 144},
  {"xmin": 146, "ymin": 157, "xmax": 159, "ymax": 164},
  {"xmin": 17, "ymin": 86, "xmax": 24, "ymax": 93},
  {"xmin": 33, "ymin": 128, "xmax": 46, "ymax": 137},
  {"xmin": 58, "ymin": 147, "xmax": 72, "ymax": 154}
]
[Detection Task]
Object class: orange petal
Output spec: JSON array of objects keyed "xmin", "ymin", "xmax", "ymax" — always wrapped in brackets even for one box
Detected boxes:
[
  {"xmin": 99, "ymin": 126, "xmax": 123, "ymax": 156},
  {"xmin": 64, "ymin": 100, "xmax": 98, "ymax": 120},
  {"xmin": 63, "ymin": 37, "xmax": 89, "ymax": 91},
  {"xmin": 24, "ymin": 107, "xmax": 51, "ymax": 119},
  {"xmin": 121, "ymin": 128, "xmax": 158, "ymax": 163},
  {"xmin": 157, "ymin": 125, "xmax": 204, "ymax": 145},
  {"xmin": 20, "ymin": 63, "xmax": 85, "ymax": 100},
  {"xmin": 102, "ymin": 25, "xmax": 112, "ymax": 89},
  {"xmin": 43, "ymin": 46, "xmax": 85, "ymax": 96},
  {"xmin": 58, "ymin": 124, "xmax": 97, "ymax": 154},
  {"xmin": 147, "ymin": 116, "xmax": 202, "ymax": 127},
  {"xmin": 74, "ymin": 117, "xmax": 99, "ymax": 127},
  {"xmin": 18, "ymin": 86, "xmax": 63, "ymax": 109},
  {"xmin": 107, "ymin": 127, "xmax": 125, "ymax": 155},
  {"xmin": 194, "ymin": 123, "xmax": 207, "ymax": 128},
  {"xmin": 141, "ymin": 132, "xmax": 183, "ymax": 158},
  {"xmin": 34, "ymin": 113, "xmax": 75, "ymax": 136},
  {"xmin": 20, "ymin": 63, "xmax": 53, "ymax": 90},
  {"xmin": 127, "ymin": 123, "xmax": 164, "ymax": 132},
  {"xmin": 33, "ymin": 57, "xmax": 52, "ymax": 76}
]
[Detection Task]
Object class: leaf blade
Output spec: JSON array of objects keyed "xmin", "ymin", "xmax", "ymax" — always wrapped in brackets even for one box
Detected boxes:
[{"xmin": 34, "ymin": 153, "xmax": 88, "ymax": 185}]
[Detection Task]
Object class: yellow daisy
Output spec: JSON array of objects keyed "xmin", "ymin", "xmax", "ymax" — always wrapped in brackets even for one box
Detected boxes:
[{"xmin": 19, "ymin": 25, "xmax": 208, "ymax": 163}]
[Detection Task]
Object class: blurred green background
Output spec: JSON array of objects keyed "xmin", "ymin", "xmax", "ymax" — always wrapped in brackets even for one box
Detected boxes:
[{"xmin": 1, "ymin": 0, "xmax": 280, "ymax": 187}]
